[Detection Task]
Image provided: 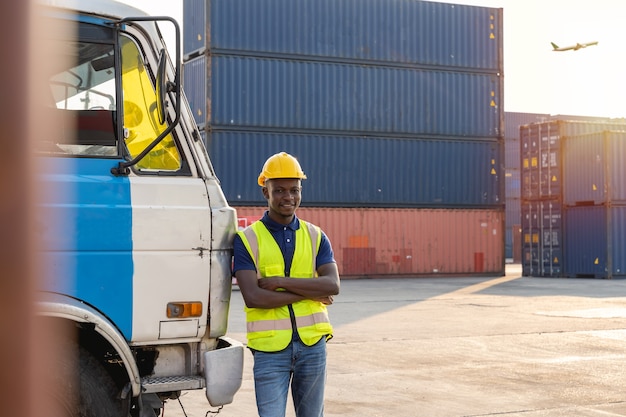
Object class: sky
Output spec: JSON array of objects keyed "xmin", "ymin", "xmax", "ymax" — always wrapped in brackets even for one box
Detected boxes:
[{"xmin": 118, "ymin": 0, "xmax": 626, "ymax": 119}]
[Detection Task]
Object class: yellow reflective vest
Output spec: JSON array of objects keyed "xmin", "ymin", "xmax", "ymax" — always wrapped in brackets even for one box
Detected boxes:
[{"xmin": 238, "ymin": 220, "xmax": 333, "ymax": 352}]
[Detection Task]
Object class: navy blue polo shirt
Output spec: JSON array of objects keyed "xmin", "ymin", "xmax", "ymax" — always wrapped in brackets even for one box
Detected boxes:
[{"xmin": 233, "ymin": 211, "xmax": 335, "ymax": 277}]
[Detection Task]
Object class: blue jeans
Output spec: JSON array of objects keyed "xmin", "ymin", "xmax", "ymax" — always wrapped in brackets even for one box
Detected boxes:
[{"xmin": 252, "ymin": 338, "xmax": 327, "ymax": 417}]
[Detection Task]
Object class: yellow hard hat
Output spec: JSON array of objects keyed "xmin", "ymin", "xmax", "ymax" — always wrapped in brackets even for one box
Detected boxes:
[{"xmin": 258, "ymin": 152, "xmax": 307, "ymax": 186}]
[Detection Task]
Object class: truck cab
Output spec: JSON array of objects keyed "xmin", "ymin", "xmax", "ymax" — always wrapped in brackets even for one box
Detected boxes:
[{"xmin": 35, "ymin": 1, "xmax": 243, "ymax": 416}]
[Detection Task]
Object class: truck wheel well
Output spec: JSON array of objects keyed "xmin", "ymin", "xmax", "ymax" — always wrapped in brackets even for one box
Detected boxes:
[
  {"xmin": 75, "ymin": 322, "xmax": 130, "ymax": 391},
  {"xmin": 76, "ymin": 322, "xmax": 159, "ymax": 385}
]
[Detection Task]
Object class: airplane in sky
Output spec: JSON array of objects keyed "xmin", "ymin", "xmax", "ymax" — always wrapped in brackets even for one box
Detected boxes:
[{"xmin": 551, "ymin": 41, "xmax": 598, "ymax": 52}]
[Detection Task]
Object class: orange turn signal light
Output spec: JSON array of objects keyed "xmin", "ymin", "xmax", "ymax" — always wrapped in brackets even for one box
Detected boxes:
[{"xmin": 166, "ymin": 302, "xmax": 203, "ymax": 318}]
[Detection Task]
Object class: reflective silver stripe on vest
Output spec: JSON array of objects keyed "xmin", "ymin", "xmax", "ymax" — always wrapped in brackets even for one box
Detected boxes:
[
  {"xmin": 296, "ymin": 311, "xmax": 330, "ymax": 328},
  {"xmin": 304, "ymin": 221, "xmax": 319, "ymax": 275},
  {"xmin": 247, "ymin": 318, "xmax": 293, "ymax": 333},
  {"xmin": 247, "ymin": 310, "xmax": 329, "ymax": 333}
]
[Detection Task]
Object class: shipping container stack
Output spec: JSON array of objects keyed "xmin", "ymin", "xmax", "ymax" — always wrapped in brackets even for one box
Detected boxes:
[
  {"xmin": 183, "ymin": 0, "xmax": 505, "ymax": 277},
  {"xmin": 562, "ymin": 130, "xmax": 626, "ymax": 278},
  {"xmin": 503, "ymin": 112, "xmax": 551, "ymax": 262},
  {"xmin": 520, "ymin": 120, "xmax": 626, "ymax": 278},
  {"xmin": 504, "ymin": 112, "xmax": 622, "ymax": 264}
]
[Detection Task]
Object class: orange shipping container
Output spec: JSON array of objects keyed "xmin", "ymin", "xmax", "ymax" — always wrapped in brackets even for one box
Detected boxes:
[{"xmin": 234, "ymin": 207, "xmax": 505, "ymax": 277}]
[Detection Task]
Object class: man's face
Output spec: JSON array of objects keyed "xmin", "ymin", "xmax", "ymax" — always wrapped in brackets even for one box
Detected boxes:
[{"xmin": 263, "ymin": 178, "xmax": 302, "ymax": 223}]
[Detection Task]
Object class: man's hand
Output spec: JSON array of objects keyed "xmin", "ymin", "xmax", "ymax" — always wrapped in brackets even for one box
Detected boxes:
[
  {"xmin": 315, "ymin": 295, "xmax": 334, "ymax": 305},
  {"xmin": 236, "ymin": 271, "xmax": 304, "ymax": 309},
  {"xmin": 257, "ymin": 277, "xmax": 284, "ymax": 292}
]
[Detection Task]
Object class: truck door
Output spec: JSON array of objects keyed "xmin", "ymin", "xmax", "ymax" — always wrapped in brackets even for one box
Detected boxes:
[
  {"xmin": 118, "ymin": 33, "xmax": 213, "ymax": 343},
  {"xmin": 40, "ymin": 18, "xmax": 212, "ymax": 343}
]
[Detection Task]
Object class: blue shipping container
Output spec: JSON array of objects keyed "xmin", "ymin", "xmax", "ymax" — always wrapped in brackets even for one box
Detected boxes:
[
  {"xmin": 182, "ymin": 54, "xmax": 208, "ymax": 130},
  {"xmin": 184, "ymin": 0, "xmax": 503, "ymax": 71},
  {"xmin": 563, "ymin": 130, "xmax": 626, "ymax": 205},
  {"xmin": 182, "ymin": 0, "xmax": 206, "ymax": 58},
  {"xmin": 206, "ymin": 130, "xmax": 502, "ymax": 208},
  {"xmin": 564, "ymin": 205, "xmax": 626, "ymax": 278},
  {"xmin": 521, "ymin": 199, "xmax": 563, "ymax": 277},
  {"xmin": 184, "ymin": 54, "xmax": 502, "ymax": 137},
  {"xmin": 520, "ymin": 120, "xmax": 626, "ymax": 200}
]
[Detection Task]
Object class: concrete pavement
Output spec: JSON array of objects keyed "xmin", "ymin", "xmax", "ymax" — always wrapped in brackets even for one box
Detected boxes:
[{"xmin": 162, "ymin": 265, "xmax": 626, "ymax": 416}]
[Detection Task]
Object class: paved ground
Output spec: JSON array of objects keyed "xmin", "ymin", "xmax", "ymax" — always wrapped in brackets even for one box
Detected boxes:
[{"xmin": 162, "ymin": 265, "xmax": 626, "ymax": 416}]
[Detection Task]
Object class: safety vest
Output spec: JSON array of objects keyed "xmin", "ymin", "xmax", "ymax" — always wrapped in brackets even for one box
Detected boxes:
[{"xmin": 238, "ymin": 220, "xmax": 333, "ymax": 352}]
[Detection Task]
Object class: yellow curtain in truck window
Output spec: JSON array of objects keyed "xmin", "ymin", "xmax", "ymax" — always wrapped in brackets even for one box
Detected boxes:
[{"xmin": 120, "ymin": 36, "xmax": 181, "ymax": 171}]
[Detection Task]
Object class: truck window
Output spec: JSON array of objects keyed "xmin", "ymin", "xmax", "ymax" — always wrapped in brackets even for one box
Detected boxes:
[
  {"xmin": 120, "ymin": 35, "xmax": 181, "ymax": 171},
  {"xmin": 41, "ymin": 21, "xmax": 183, "ymax": 172},
  {"xmin": 45, "ymin": 37, "xmax": 118, "ymax": 156}
]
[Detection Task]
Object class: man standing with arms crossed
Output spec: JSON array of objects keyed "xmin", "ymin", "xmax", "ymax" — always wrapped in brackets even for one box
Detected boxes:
[{"xmin": 233, "ymin": 152, "xmax": 340, "ymax": 417}]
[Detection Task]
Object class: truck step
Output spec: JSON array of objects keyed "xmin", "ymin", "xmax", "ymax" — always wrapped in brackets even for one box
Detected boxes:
[{"xmin": 141, "ymin": 375, "xmax": 205, "ymax": 393}]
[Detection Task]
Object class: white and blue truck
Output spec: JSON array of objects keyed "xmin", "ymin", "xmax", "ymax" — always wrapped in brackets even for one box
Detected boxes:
[{"xmin": 35, "ymin": 1, "xmax": 243, "ymax": 416}]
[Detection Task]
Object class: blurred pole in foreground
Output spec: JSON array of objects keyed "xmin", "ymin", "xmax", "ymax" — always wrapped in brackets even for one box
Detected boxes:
[
  {"xmin": 0, "ymin": 0, "xmax": 37, "ymax": 415},
  {"xmin": 0, "ymin": 1, "xmax": 64, "ymax": 416}
]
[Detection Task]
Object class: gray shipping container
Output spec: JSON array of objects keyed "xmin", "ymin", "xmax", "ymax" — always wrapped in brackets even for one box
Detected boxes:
[
  {"xmin": 184, "ymin": 0, "xmax": 503, "ymax": 71},
  {"xmin": 206, "ymin": 130, "xmax": 502, "ymax": 208},
  {"xmin": 505, "ymin": 169, "xmax": 520, "ymax": 200},
  {"xmin": 563, "ymin": 130, "xmax": 626, "ymax": 205},
  {"xmin": 504, "ymin": 138, "xmax": 521, "ymax": 170},
  {"xmin": 505, "ymin": 112, "xmax": 550, "ymax": 141},
  {"xmin": 184, "ymin": 54, "xmax": 502, "ymax": 137}
]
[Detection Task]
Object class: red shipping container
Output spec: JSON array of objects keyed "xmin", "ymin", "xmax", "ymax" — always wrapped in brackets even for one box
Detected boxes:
[{"xmin": 235, "ymin": 207, "xmax": 505, "ymax": 277}]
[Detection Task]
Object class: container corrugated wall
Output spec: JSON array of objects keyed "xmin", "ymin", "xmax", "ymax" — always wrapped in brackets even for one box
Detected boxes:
[
  {"xmin": 182, "ymin": 54, "xmax": 209, "ymax": 129},
  {"xmin": 183, "ymin": 0, "xmax": 207, "ymax": 58},
  {"xmin": 503, "ymin": 113, "xmax": 552, "ymax": 258},
  {"xmin": 521, "ymin": 199, "xmax": 563, "ymax": 277},
  {"xmin": 505, "ymin": 113, "xmax": 626, "ymax": 263},
  {"xmin": 185, "ymin": 0, "xmax": 502, "ymax": 71},
  {"xmin": 235, "ymin": 207, "xmax": 504, "ymax": 276},
  {"xmin": 520, "ymin": 119, "xmax": 626, "ymax": 277},
  {"xmin": 563, "ymin": 205, "xmax": 626, "ymax": 278},
  {"xmin": 563, "ymin": 130, "xmax": 626, "ymax": 205},
  {"xmin": 184, "ymin": 0, "xmax": 505, "ymax": 277},
  {"xmin": 209, "ymin": 131, "xmax": 501, "ymax": 207},
  {"xmin": 184, "ymin": 54, "xmax": 501, "ymax": 137},
  {"xmin": 520, "ymin": 120, "xmax": 626, "ymax": 201},
  {"xmin": 504, "ymin": 112, "xmax": 550, "ymax": 141},
  {"xmin": 505, "ymin": 139, "xmax": 521, "ymax": 171}
]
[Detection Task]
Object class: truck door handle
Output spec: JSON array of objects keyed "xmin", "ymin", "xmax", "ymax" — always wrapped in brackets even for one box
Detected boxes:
[{"xmin": 192, "ymin": 247, "xmax": 209, "ymax": 257}]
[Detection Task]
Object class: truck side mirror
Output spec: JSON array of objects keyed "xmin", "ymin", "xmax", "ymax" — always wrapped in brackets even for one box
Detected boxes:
[{"xmin": 156, "ymin": 48, "xmax": 173, "ymax": 125}]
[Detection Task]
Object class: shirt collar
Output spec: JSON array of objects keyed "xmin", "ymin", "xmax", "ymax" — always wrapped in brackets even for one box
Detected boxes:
[{"xmin": 261, "ymin": 211, "xmax": 300, "ymax": 232}]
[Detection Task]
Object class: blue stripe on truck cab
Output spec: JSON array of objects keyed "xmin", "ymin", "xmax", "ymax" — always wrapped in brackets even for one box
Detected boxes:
[{"xmin": 39, "ymin": 157, "xmax": 134, "ymax": 339}]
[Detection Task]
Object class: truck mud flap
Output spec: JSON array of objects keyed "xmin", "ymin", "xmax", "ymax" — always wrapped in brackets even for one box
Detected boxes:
[{"xmin": 203, "ymin": 336, "xmax": 244, "ymax": 406}]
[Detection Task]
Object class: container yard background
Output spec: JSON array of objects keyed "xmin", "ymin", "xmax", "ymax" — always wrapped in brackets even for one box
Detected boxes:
[
  {"xmin": 236, "ymin": 207, "xmax": 503, "ymax": 276},
  {"xmin": 177, "ymin": 0, "xmax": 626, "ymax": 279},
  {"xmin": 517, "ymin": 119, "xmax": 626, "ymax": 278},
  {"xmin": 503, "ymin": 113, "xmax": 626, "ymax": 265},
  {"xmin": 182, "ymin": 0, "xmax": 505, "ymax": 277}
]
